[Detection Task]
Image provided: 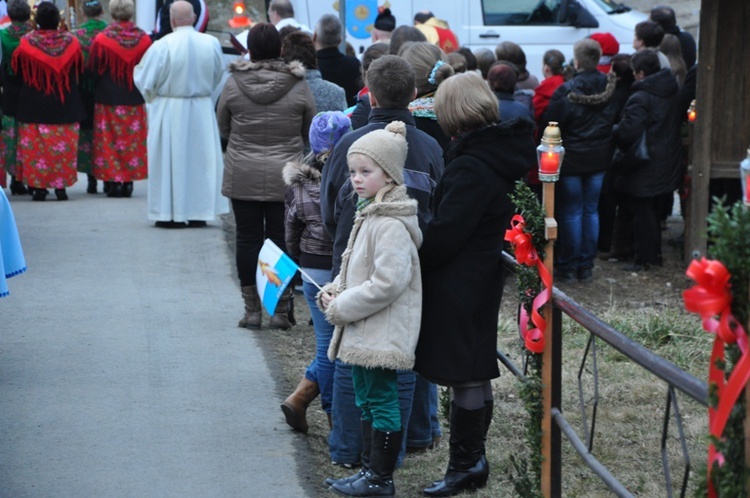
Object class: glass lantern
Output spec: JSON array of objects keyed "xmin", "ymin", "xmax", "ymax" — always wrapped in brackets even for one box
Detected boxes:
[
  {"xmin": 687, "ymin": 99, "xmax": 697, "ymax": 124},
  {"xmin": 537, "ymin": 122, "xmax": 565, "ymax": 182}
]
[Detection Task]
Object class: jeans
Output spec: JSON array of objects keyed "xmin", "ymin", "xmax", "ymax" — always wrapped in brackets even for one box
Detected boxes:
[
  {"xmin": 231, "ymin": 199, "xmax": 285, "ymax": 287},
  {"xmin": 302, "ymin": 269, "xmax": 335, "ymax": 414},
  {"xmin": 329, "ymin": 361, "xmax": 415, "ymax": 468},
  {"xmin": 407, "ymin": 373, "xmax": 441, "ymax": 448},
  {"xmin": 555, "ymin": 172, "xmax": 605, "ymax": 272}
]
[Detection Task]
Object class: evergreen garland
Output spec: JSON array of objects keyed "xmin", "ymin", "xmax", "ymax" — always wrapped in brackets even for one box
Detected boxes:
[
  {"xmin": 506, "ymin": 181, "xmax": 547, "ymax": 498},
  {"xmin": 699, "ymin": 197, "xmax": 750, "ymax": 496}
]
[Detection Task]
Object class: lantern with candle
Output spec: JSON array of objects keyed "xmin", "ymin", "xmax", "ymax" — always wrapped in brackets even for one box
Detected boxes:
[
  {"xmin": 228, "ymin": 1, "xmax": 252, "ymax": 28},
  {"xmin": 687, "ymin": 99, "xmax": 697, "ymax": 124},
  {"xmin": 537, "ymin": 122, "xmax": 565, "ymax": 182},
  {"xmin": 741, "ymin": 146, "xmax": 750, "ymax": 206}
]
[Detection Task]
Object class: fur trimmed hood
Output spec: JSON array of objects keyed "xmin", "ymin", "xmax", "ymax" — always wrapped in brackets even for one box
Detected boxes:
[
  {"xmin": 567, "ymin": 71, "xmax": 617, "ymax": 106},
  {"xmin": 228, "ymin": 58, "xmax": 306, "ymax": 105},
  {"xmin": 283, "ymin": 159, "xmax": 321, "ymax": 188}
]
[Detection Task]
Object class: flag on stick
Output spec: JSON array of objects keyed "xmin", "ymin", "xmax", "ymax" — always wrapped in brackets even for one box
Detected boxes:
[{"xmin": 256, "ymin": 239, "xmax": 299, "ymax": 315}]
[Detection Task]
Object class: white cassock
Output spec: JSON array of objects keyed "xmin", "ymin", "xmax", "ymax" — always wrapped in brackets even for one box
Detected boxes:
[{"xmin": 134, "ymin": 25, "xmax": 229, "ymax": 223}]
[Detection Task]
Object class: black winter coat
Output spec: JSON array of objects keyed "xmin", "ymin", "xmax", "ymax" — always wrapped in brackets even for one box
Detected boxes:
[
  {"xmin": 414, "ymin": 120, "xmax": 536, "ymax": 384},
  {"xmin": 316, "ymin": 47, "xmax": 362, "ymax": 107},
  {"xmin": 612, "ymin": 69, "xmax": 682, "ymax": 198},
  {"xmin": 542, "ymin": 70, "xmax": 616, "ymax": 176}
]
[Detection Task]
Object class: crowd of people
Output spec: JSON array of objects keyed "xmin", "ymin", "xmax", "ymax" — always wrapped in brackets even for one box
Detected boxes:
[{"xmin": 0, "ymin": 0, "xmax": 698, "ymax": 496}]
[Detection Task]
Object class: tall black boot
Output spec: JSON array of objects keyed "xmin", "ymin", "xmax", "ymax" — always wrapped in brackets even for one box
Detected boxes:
[
  {"xmin": 9, "ymin": 176, "xmax": 27, "ymax": 195},
  {"xmin": 423, "ymin": 403, "xmax": 489, "ymax": 497},
  {"xmin": 331, "ymin": 427, "xmax": 401, "ymax": 497},
  {"xmin": 483, "ymin": 399, "xmax": 494, "ymax": 452},
  {"xmin": 326, "ymin": 419, "xmax": 372, "ymax": 487}
]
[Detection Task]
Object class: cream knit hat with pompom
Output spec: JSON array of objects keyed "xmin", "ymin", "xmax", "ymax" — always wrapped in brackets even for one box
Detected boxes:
[{"xmin": 347, "ymin": 121, "xmax": 408, "ymax": 185}]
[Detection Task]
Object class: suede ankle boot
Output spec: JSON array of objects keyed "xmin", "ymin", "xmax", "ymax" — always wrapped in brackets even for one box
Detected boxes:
[
  {"xmin": 238, "ymin": 285, "xmax": 261, "ymax": 329},
  {"xmin": 423, "ymin": 403, "xmax": 490, "ymax": 497},
  {"xmin": 280, "ymin": 376, "xmax": 319, "ymax": 433},
  {"xmin": 269, "ymin": 287, "xmax": 294, "ymax": 330},
  {"xmin": 330, "ymin": 427, "xmax": 402, "ymax": 497}
]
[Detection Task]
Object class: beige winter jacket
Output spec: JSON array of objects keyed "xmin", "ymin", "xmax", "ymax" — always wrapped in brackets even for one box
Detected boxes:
[
  {"xmin": 317, "ymin": 186, "xmax": 423, "ymax": 370},
  {"xmin": 217, "ymin": 59, "xmax": 316, "ymax": 202}
]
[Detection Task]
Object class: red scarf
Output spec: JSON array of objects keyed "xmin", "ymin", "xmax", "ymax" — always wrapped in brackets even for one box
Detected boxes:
[
  {"xmin": 12, "ymin": 29, "xmax": 83, "ymax": 102},
  {"xmin": 88, "ymin": 21, "xmax": 151, "ymax": 90}
]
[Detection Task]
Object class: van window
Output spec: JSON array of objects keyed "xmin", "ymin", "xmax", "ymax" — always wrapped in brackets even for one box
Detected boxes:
[{"xmin": 482, "ymin": 0, "xmax": 562, "ymax": 25}]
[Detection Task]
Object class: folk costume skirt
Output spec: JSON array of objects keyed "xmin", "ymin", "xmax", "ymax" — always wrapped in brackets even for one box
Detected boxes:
[
  {"xmin": 77, "ymin": 129, "xmax": 94, "ymax": 175},
  {"xmin": 17, "ymin": 122, "xmax": 79, "ymax": 189},
  {"xmin": 93, "ymin": 104, "xmax": 147, "ymax": 182}
]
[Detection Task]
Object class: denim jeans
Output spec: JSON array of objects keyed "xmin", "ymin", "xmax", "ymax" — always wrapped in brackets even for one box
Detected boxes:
[
  {"xmin": 555, "ymin": 172, "xmax": 605, "ymax": 271},
  {"xmin": 329, "ymin": 361, "xmax": 415, "ymax": 468},
  {"xmin": 301, "ymin": 269, "xmax": 335, "ymax": 414},
  {"xmin": 407, "ymin": 373, "xmax": 442, "ymax": 448}
]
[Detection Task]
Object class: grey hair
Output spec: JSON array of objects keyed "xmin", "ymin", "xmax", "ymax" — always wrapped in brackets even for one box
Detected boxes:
[
  {"xmin": 7, "ymin": 0, "xmax": 31, "ymax": 22},
  {"xmin": 315, "ymin": 14, "xmax": 342, "ymax": 48},
  {"xmin": 109, "ymin": 0, "xmax": 135, "ymax": 21}
]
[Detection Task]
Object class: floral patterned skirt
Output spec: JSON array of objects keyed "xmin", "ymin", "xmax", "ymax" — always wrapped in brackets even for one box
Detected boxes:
[
  {"xmin": 77, "ymin": 129, "xmax": 94, "ymax": 174},
  {"xmin": 17, "ymin": 122, "xmax": 79, "ymax": 189},
  {"xmin": 1, "ymin": 115, "xmax": 20, "ymax": 180},
  {"xmin": 93, "ymin": 104, "xmax": 147, "ymax": 182}
]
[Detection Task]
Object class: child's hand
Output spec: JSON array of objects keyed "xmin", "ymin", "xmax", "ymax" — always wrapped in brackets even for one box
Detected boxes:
[{"xmin": 320, "ymin": 292, "xmax": 335, "ymax": 310}]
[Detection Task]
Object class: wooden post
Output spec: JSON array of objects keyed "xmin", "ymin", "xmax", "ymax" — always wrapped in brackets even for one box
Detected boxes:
[{"xmin": 541, "ymin": 181, "xmax": 559, "ymax": 497}]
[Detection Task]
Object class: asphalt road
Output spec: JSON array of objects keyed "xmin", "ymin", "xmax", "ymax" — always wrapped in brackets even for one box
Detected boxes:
[{"xmin": 0, "ymin": 178, "xmax": 313, "ymax": 497}]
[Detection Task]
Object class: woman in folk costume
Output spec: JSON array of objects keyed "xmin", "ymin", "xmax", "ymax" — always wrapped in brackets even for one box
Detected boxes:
[
  {"xmin": 0, "ymin": 0, "xmax": 32, "ymax": 195},
  {"xmin": 74, "ymin": 0, "xmax": 107, "ymax": 194},
  {"xmin": 88, "ymin": 0, "xmax": 150, "ymax": 198},
  {"xmin": 13, "ymin": 1, "xmax": 85, "ymax": 201}
]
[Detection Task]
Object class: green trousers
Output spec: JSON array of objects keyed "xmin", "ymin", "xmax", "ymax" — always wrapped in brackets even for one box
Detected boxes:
[{"xmin": 352, "ymin": 365, "xmax": 401, "ymax": 432}]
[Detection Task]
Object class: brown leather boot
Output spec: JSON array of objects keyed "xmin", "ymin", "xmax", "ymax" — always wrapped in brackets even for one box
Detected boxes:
[
  {"xmin": 269, "ymin": 287, "xmax": 294, "ymax": 330},
  {"xmin": 280, "ymin": 376, "xmax": 319, "ymax": 433},
  {"xmin": 238, "ymin": 286, "xmax": 261, "ymax": 329}
]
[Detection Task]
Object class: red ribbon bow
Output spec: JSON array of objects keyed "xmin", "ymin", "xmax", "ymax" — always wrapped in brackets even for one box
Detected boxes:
[
  {"xmin": 683, "ymin": 257, "xmax": 750, "ymax": 497},
  {"xmin": 504, "ymin": 214, "xmax": 551, "ymax": 354}
]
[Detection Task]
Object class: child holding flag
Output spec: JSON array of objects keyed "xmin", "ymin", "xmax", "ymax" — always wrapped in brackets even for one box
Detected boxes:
[{"xmin": 317, "ymin": 121, "xmax": 422, "ymax": 497}]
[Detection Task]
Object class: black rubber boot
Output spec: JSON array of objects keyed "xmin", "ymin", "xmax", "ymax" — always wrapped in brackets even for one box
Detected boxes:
[
  {"xmin": 325, "ymin": 419, "xmax": 372, "ymax": 487},
  {"xmin": 423, "ymin": 403, "xmax": 489, "ymax": 497},
  {"xmin": 331, "ymin": 427, "xmax": 402, "ymax": 497}
]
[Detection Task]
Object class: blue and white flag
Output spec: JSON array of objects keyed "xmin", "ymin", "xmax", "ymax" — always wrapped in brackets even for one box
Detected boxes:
[{"xmin": 256, "ymin": 239, "xmax": 299, "ymax": 315}]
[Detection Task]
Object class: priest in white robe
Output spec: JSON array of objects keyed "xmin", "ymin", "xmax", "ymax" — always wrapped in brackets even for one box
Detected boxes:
[{"xmin": 134, "ymin": 0, "xmax": 228, "ymax": 228}]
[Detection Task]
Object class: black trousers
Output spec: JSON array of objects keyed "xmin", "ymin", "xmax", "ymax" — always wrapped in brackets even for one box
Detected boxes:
[
  {"xmin": 620, "ymin": 193, "xmax": 662, "ymax": 266},
  {"xmin": 231, "ymin": 199, "xmax": 285, "ymax": 287}
]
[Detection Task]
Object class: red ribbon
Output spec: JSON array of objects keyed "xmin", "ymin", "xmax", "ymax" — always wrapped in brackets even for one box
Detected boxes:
[
  {"xmin": 683, "ymin": 257, "xmax": 750, "ymax": 498},
  {"xmin": 504, "ymin": 214, "xmax": 552, "ymax": 354}
]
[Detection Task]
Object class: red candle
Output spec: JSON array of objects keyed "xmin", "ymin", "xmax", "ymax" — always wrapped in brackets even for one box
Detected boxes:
[
  {"xmin": 688, "ymin": 109, "xmax": 696, "ymax": 123},
  {"xmin": 539, "ymin": 151, "xmax": 560, "ymax": 174},
  {"xmin": 745, "ymin": 175, "xmax": 750, "ymax": 204}
]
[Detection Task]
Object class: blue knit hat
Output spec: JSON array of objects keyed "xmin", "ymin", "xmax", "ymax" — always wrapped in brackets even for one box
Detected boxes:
[{"xmin": 309, "ymin": 111, "xmax": 352, "ymax": 156}]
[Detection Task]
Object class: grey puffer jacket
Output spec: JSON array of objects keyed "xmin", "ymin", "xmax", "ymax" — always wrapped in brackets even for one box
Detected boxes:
[
  {"xmin": 317, "ymin": 186, "xmax": 422, "ymax": 371},
  {"xmin": 217, "ymin": 59, "xmax": 316, "ymax": 201}
]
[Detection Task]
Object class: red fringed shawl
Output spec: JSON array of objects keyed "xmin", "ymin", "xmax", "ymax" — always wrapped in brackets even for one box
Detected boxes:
[
  {"xmin": 12, "ymin": 30, "xmax": 83, "ymax": 103},
  {"xmin": 88, "ymin": 21, "xmax": 151, "ymax": 91}
]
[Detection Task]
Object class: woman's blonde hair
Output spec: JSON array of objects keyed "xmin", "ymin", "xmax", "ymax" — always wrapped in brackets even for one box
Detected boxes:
[
  {"xmin": 398, "ymin": 41, "xmax": 454, "ymax": 96},
  {"xmin": 434, "ymin": 72, "xmax": 499, "ymax": 137},
  {"xmin": 109, "ymin": 0, "xmax": 134, "ymax": 21}
]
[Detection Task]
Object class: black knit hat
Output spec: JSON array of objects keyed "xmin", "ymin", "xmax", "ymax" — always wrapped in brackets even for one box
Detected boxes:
[{"xmin": 374, "ymin": 8, "xmax": 396, "ymax": 32}]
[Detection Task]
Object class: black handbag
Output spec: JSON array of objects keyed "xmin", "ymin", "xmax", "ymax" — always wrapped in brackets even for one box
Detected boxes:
[{"xmin": 612, "ymin": 130, "xmax": 650, "ymax": 172}]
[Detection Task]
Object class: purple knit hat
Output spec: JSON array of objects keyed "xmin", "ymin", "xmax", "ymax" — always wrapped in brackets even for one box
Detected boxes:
[{"xmin": 309, "ymin": 111, "xmax": 352, "ymax": 155}]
